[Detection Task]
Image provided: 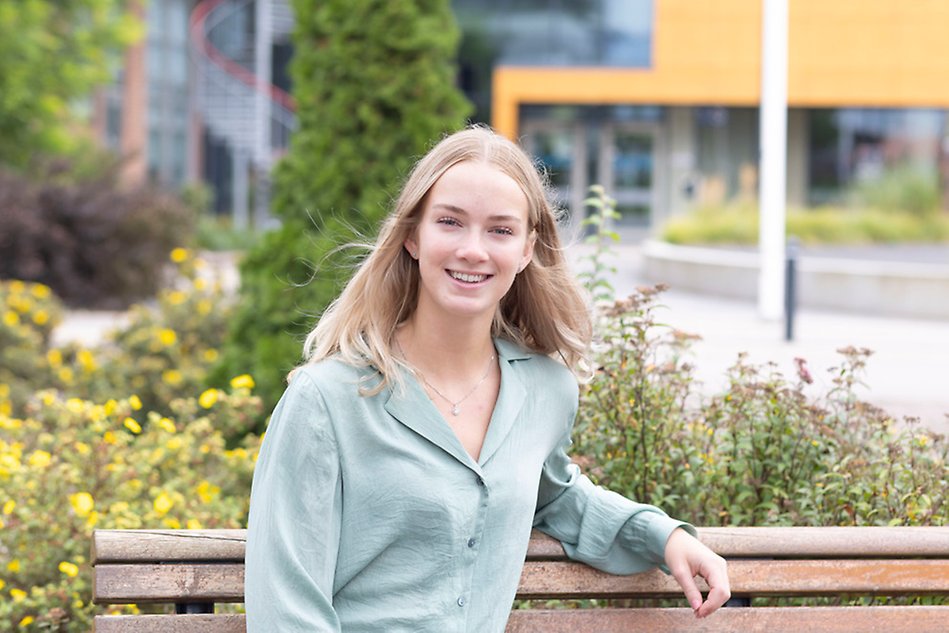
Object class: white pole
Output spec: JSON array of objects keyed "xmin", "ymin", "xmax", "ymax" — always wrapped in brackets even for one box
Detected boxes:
[
  {"xmin": 254, "ymin": 0, "xmax": 273, "ymax": 228},
  {"xmin": 758, "ymin": 0, "xmax": 789, "ymax": 320}
]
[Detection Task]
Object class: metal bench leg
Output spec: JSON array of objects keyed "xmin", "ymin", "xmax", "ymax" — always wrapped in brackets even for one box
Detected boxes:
[{"xmin": 176, "ymin": 603, "xmax": 215, "ymax": 614}]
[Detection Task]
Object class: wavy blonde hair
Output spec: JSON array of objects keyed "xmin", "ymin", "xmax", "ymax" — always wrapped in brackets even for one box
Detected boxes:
[{"xmin": 294, "ymin": 125, "xmax": 592, "ymax": 392}]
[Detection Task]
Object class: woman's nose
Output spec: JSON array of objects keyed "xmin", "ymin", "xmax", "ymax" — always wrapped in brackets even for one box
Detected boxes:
[{"xmin": 456, "ymin": 231, "xmax": 488, "ymax": 261}]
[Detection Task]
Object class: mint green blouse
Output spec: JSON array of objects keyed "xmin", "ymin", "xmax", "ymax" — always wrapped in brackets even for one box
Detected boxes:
[{"xmin": 245, "ymin": 339, "xmax": 693, "ymax": 632}]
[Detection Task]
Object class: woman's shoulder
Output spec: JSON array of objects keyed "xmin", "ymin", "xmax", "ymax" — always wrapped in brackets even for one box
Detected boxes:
[{"xmin": 288, "ymin": 358, "xmax": 375, "ymax": 398}]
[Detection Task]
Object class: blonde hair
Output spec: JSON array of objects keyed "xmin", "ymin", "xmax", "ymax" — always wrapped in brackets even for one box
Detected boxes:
[{"xmin": 295, "ymin": 125, "xmax": 592, "ymax": 392}]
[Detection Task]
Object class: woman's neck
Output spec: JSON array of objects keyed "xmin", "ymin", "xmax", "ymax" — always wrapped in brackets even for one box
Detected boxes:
[{"xmin": 397, "ymin": 313, "xmax": 495, "ymax": 381}]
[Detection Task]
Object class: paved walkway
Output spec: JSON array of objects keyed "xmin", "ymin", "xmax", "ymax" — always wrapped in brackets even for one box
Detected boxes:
[{"xmin": 570, "ymin": 242, "xmax": 949, "ymax": 436}]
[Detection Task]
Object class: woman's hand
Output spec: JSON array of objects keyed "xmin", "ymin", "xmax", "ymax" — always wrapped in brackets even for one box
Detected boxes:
[{"xmin": 663, "ymin": 527, "xmax": 731, "ymax": 618}]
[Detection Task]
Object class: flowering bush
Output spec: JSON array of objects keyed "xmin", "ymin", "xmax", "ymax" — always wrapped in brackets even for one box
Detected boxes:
[
  {"xmin": 0, "ymin": 281, "xmax": 65, "ymax": 415},
  {"xmin": 574, "ymin": 286, "xmax": 947, "ymax": 528},
  {"xmin": 95, "ymin": 247, "xmax": 236, "ymax": 415},
  {"xmin": 0, "ymin": 387, "xmax": 263, "ymax": 631}
]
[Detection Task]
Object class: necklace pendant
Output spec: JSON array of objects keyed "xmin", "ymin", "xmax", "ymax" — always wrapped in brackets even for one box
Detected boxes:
[{"xmin": 451, "ymin": 405, "xmax": 461, "ymax": 416}]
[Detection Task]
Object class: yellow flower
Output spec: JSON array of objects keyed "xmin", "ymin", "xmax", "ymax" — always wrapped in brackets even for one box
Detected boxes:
[
  {"xmin": 166, "ymin": 437, "xmax": 183, "ymax": 451},
  {"xmin": 59, "ymin": 561, "xmax": 80, "ymax": 577},
  {"xmin": 167, "ymin": 290, "xmax": 187, "ymax": 305},
  {"xmin": 7, "ymin": 559, "xmax": 20, "ymax": 572},
  {"xmin": 157, "ymin": 328, "xmax": 177, "ymax": 346},
  {"xmin": 230, "ymin": 374, "xmax": 255, "ymax": 390},
  {"xmin": 3, "ymin": 500, "xmax": 14, "ymax": 514},
  {"xmin": 0, "ymin": 383, "xmax": 8, "ymax": 398},
  {"xmin": 77, "ymin": 349, "xmax": 97, "ymax": 372},
  {"xmin": 198, "ymin": 389, "xmax": 219, "ymax": 409},
  {"xmin": 157, "ymin": 417, "xmax": 177, "ymax": 433},
  {"xmin": 69, "ymin": 492, "xmax": 94, "ymax": 518},
  {"xmin": 11, "ymin": 587, "xmax": 27, "ymax": 601},
  {"xmin": 129, "ymin": 394, "xmax": 143, "ymax": 410},
  {"xmin": 193, "ymin": 278, "xmax": 208, "ymax": 291},
  {"xmin": 153, "ymin": 492, "xmax": 174, "ymax": 515},
  {"xmin": 75, "ymin": 442, "xmax": 91, "ymax": 455},
  {"xmin": 103, "ymin": 431, "xmax": 117, "ymax": 445},
  {"xmin": 0, "ymin": 579, "xmax": 4, "ymax": 590},
  {"xmin": 202, "ymin": 348, "xmax": 219, "ymax": 362},
  {"xmin": 123, "ymin": 417, "xmax": 142, "ymax": 434},
  {"xmin": 161, "ymin": 369, "xmax": 183, "ymax": 386},
  {"xmin": 86, "ymin": 510, "xmax": 100, "ymax": 528},
  {"xmin": 197, "ymin": 480, "xmax": 220, "ymax": 504},
  {"xmin": 104, "ymin": 399, "xmax": 118, "ymax": 415},
  {"xmin": 19, "ymin": 615, "xmax": 34, "ymax": 627},
  {"xmin": 28, "ymin": 450, "xmax": 52, "ymax": 469},
  {"xmin": 32, "ymin": 309, "xmax": 50, "ymax": 325},
  {"xmin": 170, "ymin": 247, "xmax": 190, "ymax": 263},
  {"xmin": 186, "ymin": 518, "xmax": 203, "ymax": 530},
  {"xmin": 30, "ymin": 283, "xmax": 51, "ymax": 299},
  {"xmin": 40, "ymin": 391, "xmax": 56, "ymax": 406},
  {"xmin": 197, "ymin": 298, "xmax": 212, "ymax": 315},
  {"xmin": 3, "ymin": 311, "xmax": 19, "ymax": 326},
  {"xmin": 58, "ymin": 367, "xmax": 75, "ymax": 384}
]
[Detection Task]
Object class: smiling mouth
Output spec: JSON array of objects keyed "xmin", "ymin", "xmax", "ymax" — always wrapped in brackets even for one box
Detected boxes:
[{"xmin": 448, "ymin": 270, "xmax": 490, "ymax": 284}]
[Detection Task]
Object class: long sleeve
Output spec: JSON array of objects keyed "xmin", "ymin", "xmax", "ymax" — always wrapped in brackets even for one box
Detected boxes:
[
  {"xmin": 245, "ymin": 372, "xmax": 342, "ymax": 632},
  {"xmin": 532, "ymin": 427, "xmax": 696, "ymax": 576}
]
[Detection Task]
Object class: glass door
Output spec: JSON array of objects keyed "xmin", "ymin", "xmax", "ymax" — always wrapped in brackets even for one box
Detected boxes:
[
  {"xmin": 600, "ymin": 123, "xmax": 656, "ymax": 227},
  {"xmin": 521, "ymin": 121, "xmax": 586, "ymax": 232}
]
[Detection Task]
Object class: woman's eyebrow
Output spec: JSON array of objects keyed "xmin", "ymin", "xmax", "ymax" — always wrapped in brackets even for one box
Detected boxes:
[{"xmin": 430, "ymin": 203, "xmax": 525, "ymax": 224}]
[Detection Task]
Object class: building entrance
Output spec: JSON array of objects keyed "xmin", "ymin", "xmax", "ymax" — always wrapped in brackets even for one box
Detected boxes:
[{"xmin": 522, "ymin": 119, "xmax": 659, "ymax": 235}]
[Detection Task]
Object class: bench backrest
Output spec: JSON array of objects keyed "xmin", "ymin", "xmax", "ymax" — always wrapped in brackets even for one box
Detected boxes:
[{"xmin": 91, "ymin": 526, "xmax": 949, "ymax": 632}]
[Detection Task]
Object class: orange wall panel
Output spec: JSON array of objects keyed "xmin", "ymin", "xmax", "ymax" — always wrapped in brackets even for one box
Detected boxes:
[{"xmin": 493, "ymin": 0, "xmax": 949, "ymax": 138}]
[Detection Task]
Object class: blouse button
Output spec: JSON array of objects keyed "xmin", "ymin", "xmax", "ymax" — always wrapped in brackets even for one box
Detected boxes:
[
  {"xmin": 457, "ymin": 596, "xmax": 467, "ymax": 607},
  {"xmin": 467, "ymin": 537, "xmax": 477, "ymax": 548},
  {"xmin": 476, "ymin": 476, "xmax": 484, "ymax": 487}
]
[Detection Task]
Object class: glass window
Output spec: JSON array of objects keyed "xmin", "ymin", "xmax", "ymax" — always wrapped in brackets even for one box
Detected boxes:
[
  {"xmin": 453, "ymin": 0, "xmax": 653, "ymax": 68},
  {"xmin": 808, "ymin": 108, "xmax": 946, "ymax": 204}
]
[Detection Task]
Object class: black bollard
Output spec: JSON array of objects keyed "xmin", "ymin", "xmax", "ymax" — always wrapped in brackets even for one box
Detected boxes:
[{"xmin": 784, "ymin": 237, "xmax": 799, "ymax": 341}]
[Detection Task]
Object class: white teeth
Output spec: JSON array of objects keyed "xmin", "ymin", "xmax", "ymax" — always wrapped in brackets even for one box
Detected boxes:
[{"xmin": 450, "ymin": 271, "xmax": 487, "ymax": 283}]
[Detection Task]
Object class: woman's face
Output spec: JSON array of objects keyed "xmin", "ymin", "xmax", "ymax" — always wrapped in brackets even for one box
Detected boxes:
[{"xmin": 405, "ymin": 160, "xmax": 534, "ymax": 324}]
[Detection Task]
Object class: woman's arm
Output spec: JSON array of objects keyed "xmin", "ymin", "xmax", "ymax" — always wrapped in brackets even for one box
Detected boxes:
[
  {"xmin": 245, "ymin": 371, "xmax": 342, "ymax": 632},
  {"xmin": 533, "ymin": 430, "xmax": 730, "ymax": 617}
]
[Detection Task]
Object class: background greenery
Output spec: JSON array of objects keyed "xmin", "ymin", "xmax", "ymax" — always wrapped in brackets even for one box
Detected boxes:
[
  {"xmin": 0, "ymin": 0, "xmax": 141, "ymax": 167},
  {"xmin": 211, "ymin": 0, "xmax": 472, "ymax": 413},
  {"xmin": 663, "ymin": 167, "xmax": 949, "ymax": 245}
]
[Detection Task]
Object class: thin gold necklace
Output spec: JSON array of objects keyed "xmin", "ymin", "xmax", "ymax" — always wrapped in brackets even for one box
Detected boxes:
[{"xmin": 396, "ymin": 340, "xmax": 495, "ymax": 416}]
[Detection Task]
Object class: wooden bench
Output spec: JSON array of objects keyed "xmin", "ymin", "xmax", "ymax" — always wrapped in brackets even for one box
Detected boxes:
[{"xmin": 91, "ymin": 526, "xmax": 949, "ymax": 632}]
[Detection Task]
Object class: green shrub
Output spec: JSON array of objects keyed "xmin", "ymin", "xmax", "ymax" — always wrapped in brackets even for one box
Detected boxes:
[
  {"xmin": 215, "ymin": 0, "xmax": 472, "ymax": 411},
  {"xmin": 0, "ymin": 388, "xmax": 262, "ymax": 631},
  {"xmin": 0, "ymin": 157, "xmax": 194, "ymax": 309},
  {"xmin": 661, "ymin": 203, "xmax": 949, "ymax": 245},
  {"xmin": 852, "ymin": 166, "xmax": 941, "ymax": 217},
  {"xmin": 574, "ymin": 286, "xmax": 947, "ymax": 527}
]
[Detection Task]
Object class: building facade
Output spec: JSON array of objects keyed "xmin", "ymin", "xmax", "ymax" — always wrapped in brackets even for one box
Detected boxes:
[
  {"xmin": 100, "ymin": 0, "xmax": 949, "ymax": 235},
  {"xmin": 471, "ymin": 0, "xmax": 949, "ymax": 233}
]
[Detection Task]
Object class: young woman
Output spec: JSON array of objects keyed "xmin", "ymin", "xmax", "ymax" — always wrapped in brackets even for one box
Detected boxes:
[{"xmin": 245, "ymin": 126, "xmax": 730, "ymax": 632}]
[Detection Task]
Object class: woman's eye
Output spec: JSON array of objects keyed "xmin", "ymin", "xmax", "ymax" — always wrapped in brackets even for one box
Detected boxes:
[
  {"xmin": 491, "ymin": 227, "xmax": 514, "ymax": 236},
  {"xmin": 437, "ymin": 217, "xmax": 460, "ymax": 227}
]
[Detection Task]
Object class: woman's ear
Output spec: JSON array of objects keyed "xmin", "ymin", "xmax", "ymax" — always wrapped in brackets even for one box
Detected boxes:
[
  {"xmin": 519, "ymin": 231, "xmax": 536, "ymax": 272},
  {"xmin": 404, "ymin": 238, "xmax": 418, "ymax": 260}
]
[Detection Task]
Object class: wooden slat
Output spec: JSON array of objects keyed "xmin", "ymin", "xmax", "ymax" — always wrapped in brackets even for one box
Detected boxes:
[
  {"xmin": 92, "ymin": 530, "xmax": 246, "ymax": 564},
  {"xmin": 528, "ymin": 527, "xmax": 949, "ymax": 560},
  {"xmin": 94, "ymin": 558, "xmax": 949, "ymax": 604},
  {"xmin": 94, "ymin": 614, "xmax": 245, "ymax": 633},
  {"xmin": 505, "ymin": 606, "xmax": 949, "ymax": 633},
  {"xmin": 91, "ymin": 527, "xmax": 949, "ymax": 565},
  {"xmin": 516, "ymin": 559, "xmax": 949, "ymax": 599},
  {"xmin": 94, "ymin": 564, "xmax": 244, "ymax": 604}
]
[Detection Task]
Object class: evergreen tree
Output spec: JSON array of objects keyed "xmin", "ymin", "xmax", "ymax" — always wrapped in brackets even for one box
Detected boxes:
[{"xmin": 214, "ymin": 0, "xmax": 470, "ymax": 412}]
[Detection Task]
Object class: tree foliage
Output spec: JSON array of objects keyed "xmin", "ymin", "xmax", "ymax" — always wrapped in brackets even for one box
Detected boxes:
[
  {"xmin": 0, "ymin": 0, "xmax": 142, "ymax": 167},
  {"xmin": 214, "ymin": 0, "xmax": 471, "ymax": 411}
]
